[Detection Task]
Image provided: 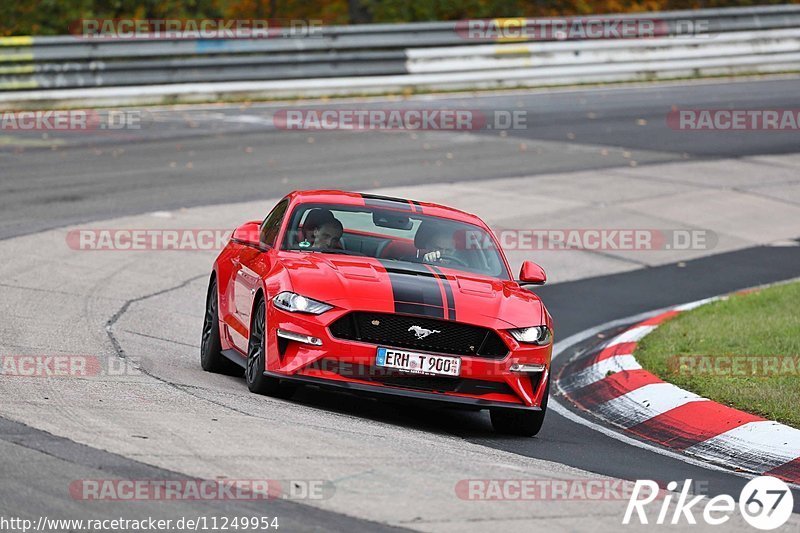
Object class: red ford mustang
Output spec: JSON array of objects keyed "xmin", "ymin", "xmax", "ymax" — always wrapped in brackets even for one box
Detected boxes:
[{"xmin": 201, "ymin": 190, "xmax": 553, "ymax": 435}]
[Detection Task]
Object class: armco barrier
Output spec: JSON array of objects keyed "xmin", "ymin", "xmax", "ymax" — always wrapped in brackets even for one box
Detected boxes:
[{"xmin": 0, "ymin": 5, "xmax": 799, "ymax": 106}]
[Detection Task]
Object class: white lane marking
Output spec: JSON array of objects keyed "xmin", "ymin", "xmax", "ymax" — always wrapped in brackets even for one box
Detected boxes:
[
  {"xmin": 594, "ymin": 383, "xmax": 708, "ymax": 429},
  {"xmin": 769, "ymin": 239, "xmax": 800, "ymax": 247},
  {"xmin": 673, "ymin": 296, "xmax": 719, "ymax": 311},
  {"xmin": 559, "ymin": 354, "xmax": 641, "ymax": 394},
  {"xmin": 224, "ymin": 115, "xmax": 276, "ymax": 127},
  {"xmin": 685, "ymin": 421, "xmax": 800, "ymax": 472},
  {"xmin": 606, "ymin": 325, "xmax": 656, "ymax": 346}
]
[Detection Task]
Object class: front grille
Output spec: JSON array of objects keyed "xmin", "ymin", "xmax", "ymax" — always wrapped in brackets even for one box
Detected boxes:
[
  {"xmin": 329, "ymin": 312, "xmax": 508, "ymax": 358},
  {"xmin": 320, "ymin": 359, "xmax": 514, "ymax": 395}
]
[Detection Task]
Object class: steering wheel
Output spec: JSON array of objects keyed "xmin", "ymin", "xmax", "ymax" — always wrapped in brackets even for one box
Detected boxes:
[{"xmin": 438, "ymin": 254, "xmax": 469, "ymax": 267}]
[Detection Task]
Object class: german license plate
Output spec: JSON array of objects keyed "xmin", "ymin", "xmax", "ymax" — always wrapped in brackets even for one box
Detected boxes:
[{"xmin": 375, "ymin": 347, "xmax": 461, "ymax": 377}]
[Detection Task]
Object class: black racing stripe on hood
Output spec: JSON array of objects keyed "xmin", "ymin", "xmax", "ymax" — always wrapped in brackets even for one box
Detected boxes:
[
  {"xmin": 378, "ymin": 261, "xmax": 445, "ymax": 319},
  {"xmin": 430, "ymin": 265, "xmax": 457, "ymax": 321}
]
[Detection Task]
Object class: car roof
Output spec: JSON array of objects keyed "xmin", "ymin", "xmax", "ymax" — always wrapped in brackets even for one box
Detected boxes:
[{"xmin": 284, "ymin": 190, "xmax": 485, "ymax": 226}]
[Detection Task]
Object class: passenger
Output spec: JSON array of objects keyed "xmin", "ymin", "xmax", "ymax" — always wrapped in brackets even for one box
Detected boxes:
[
  {"xmin": 302, "ymin": 208, "xmax": 335, "ymax": 242},
  {"xmin": 310, "ymin": 219, "xmax": 344, "ymax": 250}
]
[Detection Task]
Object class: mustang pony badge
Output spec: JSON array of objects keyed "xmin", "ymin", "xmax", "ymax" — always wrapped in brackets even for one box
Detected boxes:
[{"xmin": 408, "ymin": 325, "xmax": 441, "ymax": 339}]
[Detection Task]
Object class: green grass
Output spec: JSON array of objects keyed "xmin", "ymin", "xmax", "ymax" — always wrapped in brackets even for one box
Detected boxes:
[{"xmin": 635, "ymin": 280, "xmax": 800, "ymax": 428}]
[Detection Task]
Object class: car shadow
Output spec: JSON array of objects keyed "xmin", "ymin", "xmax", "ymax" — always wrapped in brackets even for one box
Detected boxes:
[{"xmin": 287, "ymin": 384, "xmax": 501, "ymax": 438}]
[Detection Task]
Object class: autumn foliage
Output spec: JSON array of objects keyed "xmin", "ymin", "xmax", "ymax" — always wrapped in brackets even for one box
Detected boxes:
[{"xmin": 2, "ymin": 0, "xmax": 795, "ymax": 36}]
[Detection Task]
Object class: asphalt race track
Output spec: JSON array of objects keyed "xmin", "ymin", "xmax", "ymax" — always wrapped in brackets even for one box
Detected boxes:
[
  {"xmin": 3, "ymin": 77, "xmax": 800, "ymax": 240},
  {"xmin": 2, "ymin": 77, "xmax": 800, "ymax": 530}
]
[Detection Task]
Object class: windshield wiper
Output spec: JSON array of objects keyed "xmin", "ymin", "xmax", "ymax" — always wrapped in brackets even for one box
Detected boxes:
[
  {"xmin": 288, "ymin": 248, "xmax": 365, "ymax": 257},
  {"xmin": 317, "ymin": 249, "xmax": 365, "ymax": 256}
]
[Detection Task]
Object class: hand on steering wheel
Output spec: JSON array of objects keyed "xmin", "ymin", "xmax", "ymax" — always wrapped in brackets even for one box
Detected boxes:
[{"xmin": 423, "ymin": 250, "xmax": 468, "ymax": 267}]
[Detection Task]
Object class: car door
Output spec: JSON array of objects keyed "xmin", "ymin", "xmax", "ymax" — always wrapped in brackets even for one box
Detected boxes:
[
  {"xmin": 230, "ymin": 246, "xmax": 262, "ymax": 352},
  {"xmin": 229, "ymin": 199, "xmax": 289, "ymax": 352}
]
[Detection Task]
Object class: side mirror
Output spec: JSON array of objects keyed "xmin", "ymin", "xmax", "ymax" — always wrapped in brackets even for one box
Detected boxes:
[
  {"xmin": 519, "ymin": 261, "xmax": 546, "ymax": 285},
  {"xmin": 231, "ymin": 220, "xmax": 263, "ymax": 248}
]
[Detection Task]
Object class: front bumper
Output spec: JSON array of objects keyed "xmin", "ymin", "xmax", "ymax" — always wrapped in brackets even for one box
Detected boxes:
[
  {"xmin": 266, "ymin": 304, "xmax": 551, "ymax": 409},
  {"xmin": 265, "ymin": 370, "xmax": 544, "ymax": 411}
]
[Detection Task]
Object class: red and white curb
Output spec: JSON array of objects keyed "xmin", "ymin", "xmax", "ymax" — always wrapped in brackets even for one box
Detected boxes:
[{"xmin": 556, "ymin": 295, "xmax": 800, "ymax": 484}]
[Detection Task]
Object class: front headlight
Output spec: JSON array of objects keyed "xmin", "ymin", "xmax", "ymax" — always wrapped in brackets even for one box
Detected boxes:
[
  {"xmin": 508, "ymin": 326, "xmax": 551, "ymax": 345},
  {"xmin": 273, "ymin": 292, "xmax": 333, "ymax": 314}
]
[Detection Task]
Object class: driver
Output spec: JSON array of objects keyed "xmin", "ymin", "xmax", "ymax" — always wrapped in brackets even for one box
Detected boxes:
[
  {"xmin": 422, "ymin": 232, "xmax": 456, "ymax": 263},
  {"xmin": 416, "ymin": 222, "xmax": 460, "ymax": 264}
]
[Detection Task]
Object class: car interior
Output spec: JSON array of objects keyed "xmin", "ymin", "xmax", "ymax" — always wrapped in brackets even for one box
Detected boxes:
[{"xmin": 282, "ymin": 204, "xmax": 507, "ymax": 278}]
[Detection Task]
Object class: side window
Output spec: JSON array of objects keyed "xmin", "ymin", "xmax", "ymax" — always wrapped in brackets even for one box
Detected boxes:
[{"xmin": 260, "ymin": 199, "xmax": 289, "ymax": 247}]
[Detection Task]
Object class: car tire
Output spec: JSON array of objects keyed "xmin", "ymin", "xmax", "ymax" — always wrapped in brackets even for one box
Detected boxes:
[
  {"xmin": 200, "ymin": 277, "xmax": 241, "ymax": 376},
  {"xmin": 490, "ymin": 379, "xmax": 549, "ymax": 436},
  {"xmin": 246, "ymin": 297, "xmax": 297, "ymax": 399}
]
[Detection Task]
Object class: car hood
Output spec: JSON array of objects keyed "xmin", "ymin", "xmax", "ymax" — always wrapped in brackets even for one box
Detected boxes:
[{"xmin": 276, "ymin": 252, "xmax": 544, "ymax": 329}]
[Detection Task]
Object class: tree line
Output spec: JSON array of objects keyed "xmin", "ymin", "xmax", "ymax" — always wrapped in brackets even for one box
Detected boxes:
[{"xmin": 2, "ymin": 0, "xmax": 794, "ymax": 36}]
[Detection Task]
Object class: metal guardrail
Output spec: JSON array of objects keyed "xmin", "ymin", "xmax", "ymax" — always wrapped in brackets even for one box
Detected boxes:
[
  {"xmin": 407, "ymin": 29, "xmax": 800, "ymax": 72},
  {"xmin": 0, "ymin": 5, "xmax": 799, "ymax": 104}
]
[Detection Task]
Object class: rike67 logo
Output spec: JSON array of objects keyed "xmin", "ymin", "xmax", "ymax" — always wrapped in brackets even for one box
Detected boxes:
[{"xmin": 624, "ymin": 477, "xmax": 794, "ymax": 530}]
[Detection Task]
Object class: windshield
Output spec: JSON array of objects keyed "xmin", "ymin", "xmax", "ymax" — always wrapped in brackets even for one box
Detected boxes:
[{"xmin": 281, "ymin": 203, "xmax": 510, "ymax": 279}]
